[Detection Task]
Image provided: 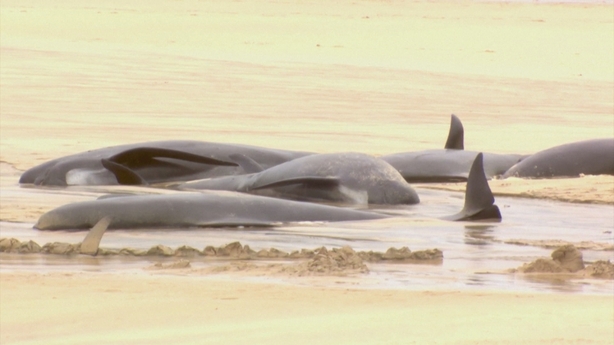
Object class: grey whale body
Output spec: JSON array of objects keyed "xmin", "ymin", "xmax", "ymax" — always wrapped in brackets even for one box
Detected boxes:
[
  {"xmin": 503, "ymin": 138, "xmax": 614, "ymax": 178},
  {"xmin": 34, "ymin": 191, "xmax": 387, "ymax": 230},
  {"xmin": 34, "ymin": 153, "xmax": 502, "ymax": 231},
  {"xmin": 381, "ymin": 115, "xmax": 524, "ymax": 183},
  {"xmin": 382, "ymin": 150, "xmax": 523, "ymax": 183},
  {"xmin": 19, "ymin": 140, "xmax": 311, "ymax": 186},
  {"xmin": 177, "ymin": 152, "xmax": 420, "ymax": 205}
]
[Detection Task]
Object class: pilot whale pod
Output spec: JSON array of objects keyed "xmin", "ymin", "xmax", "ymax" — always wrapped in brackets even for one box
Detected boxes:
[
  {"xmin": 381, "ymin": 115, "xmax": 524, "ymax": 182},
  {"xmin": 34, "ymin": 154, "xmax": 501, "ymax": 231},
  {"xmin": 19, "ymin": 141, "xmax": 312, "ymax": 186},
  {"xmin": 176, "ymin": 152, "xmax": 420, "ymax": 205},
  {"xmin": 502, "ymin": 138, "xmax": 614, "ymax": 178}
]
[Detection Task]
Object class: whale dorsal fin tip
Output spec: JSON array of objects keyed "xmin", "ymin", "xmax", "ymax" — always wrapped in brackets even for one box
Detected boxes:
[
  {"xmin": 442, "ymin": 153, "xmax": 501, "ymax": 222},
  {"xmin": 444, "ymin": 114, "xmax": 464, "ymax": 150}
]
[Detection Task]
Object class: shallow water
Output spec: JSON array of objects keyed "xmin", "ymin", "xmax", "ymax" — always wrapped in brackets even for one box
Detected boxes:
[{"xmin": 2, "ymin": 187, "xmax": 612, "ymax": 294}]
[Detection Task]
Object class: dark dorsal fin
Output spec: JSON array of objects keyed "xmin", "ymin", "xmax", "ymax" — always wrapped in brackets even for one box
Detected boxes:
[
  {"xmin": 79, "ymin": 216, "xmax": 112, "ymax": 256},
  {"xmin": 108, "ymin": 147, "xmax": 239, "ymax": 167},
  {"xmin": 251, "ymin": 176, "xmax": 341, "ymax": 191},
  {"xmin": 229, "ymin": 153, "xmax": 264, "ymax": 174},
  {"xmin": 101, "ymin": 159, "xmax": 148, "ymax": 185},
  {"xmin": 444, "ymin": 114, "xmax": 464, "ymax": 150},
  {"xmin": 442, "ymin": 153, "xmax": 501, "ymax": 221}
]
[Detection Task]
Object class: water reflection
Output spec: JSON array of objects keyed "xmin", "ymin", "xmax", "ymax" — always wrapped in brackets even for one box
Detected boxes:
[
  {"xmin": 1, "ymin": 188, "xmax": 613, "ymax": 295},
  {"xmin": 464, "ymin": 225, "xmax": 496, "ymax": 246}
]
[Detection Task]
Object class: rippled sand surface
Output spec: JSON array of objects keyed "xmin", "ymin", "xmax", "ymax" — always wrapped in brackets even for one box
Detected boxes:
[{"xmin": 1, "ymin": 0, "xmax": 613, "ymax": 344}]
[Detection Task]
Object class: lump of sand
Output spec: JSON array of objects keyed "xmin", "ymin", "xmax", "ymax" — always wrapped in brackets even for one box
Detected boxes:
[
  {"xmin": 551, "ymin": 244, "xmax": 585, "ymax": 272},
  {"xmin": 358, "ymin": 247, "xmax": 443, "ymax": 262},
  {"xmin": 582, "ymin": 260, "xmax": 614, "ymax": 279},
  {"xmin": 284, "ymin": 246, "xmax": 369, "ymax": 276},
  {"xmin": 516, "ymin": 244, "xmax": 585, "ymax": 274}
]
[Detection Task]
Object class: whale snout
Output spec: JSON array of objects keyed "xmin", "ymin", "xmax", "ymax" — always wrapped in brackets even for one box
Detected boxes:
[
  {"xmin": 35, "ymin": 208, "xmax": 92, "ymax": 231},
  {"xmin": 34, "ymin": 211, "xmax": 63, "ymax": 230}
]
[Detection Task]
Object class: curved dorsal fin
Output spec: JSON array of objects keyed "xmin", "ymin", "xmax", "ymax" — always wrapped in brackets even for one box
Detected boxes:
[
  {"xmin": 442, "ymin": 153, "xmax": 501, "ymax": 221},
  {"xmin": 444, "ymin": 114, "xmax": 464, "ymax": 150}
]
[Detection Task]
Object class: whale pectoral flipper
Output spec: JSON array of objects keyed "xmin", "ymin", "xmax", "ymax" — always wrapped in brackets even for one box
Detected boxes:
[
  {"xmin": 229, "ymin": 153, "xmax": 264, "ymax": 173},
  {"xmin": 79, "ymin": 216, "xmax": 112, "ymax": 256},
  {"xmin": 108, "ymin": 147, "xmax": 239, "ymax": 167},
  {"xmin": 251, "ymin": 176, "xmax": 341, "ymax": 191},
  {"xmin": 444, "ymin": 114, "xmax": 464, "ymax": 150},
  {"xmin": 442, "ymin": 153, "xmax": 502, "ymax": 222},
  {"xmin": 101, "ymin": 159, "xmax": 148, "ymax": 185}
]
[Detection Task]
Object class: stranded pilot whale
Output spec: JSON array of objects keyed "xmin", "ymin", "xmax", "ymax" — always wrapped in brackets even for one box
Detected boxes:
[
  {"xmin": 19, "ymin": 140, "xmax": 312, "ymax": 186},
  {"xmin": 34, "ymin": 191, "xmax": 388, "ymax": 230},
  {"xmin": 381, "ymin": 115, "xmax": 525, "ymax": 182},
  {"xmin": 34, "ymin": 153, "xmax": 500, "ymax": 230},
  {"xmin": 175, "ymin": 152, "xmax": 420, "ymax": 205},
  {"xmin": 503, "ymin": 138, "xmax": 614, "ymax": 178}
]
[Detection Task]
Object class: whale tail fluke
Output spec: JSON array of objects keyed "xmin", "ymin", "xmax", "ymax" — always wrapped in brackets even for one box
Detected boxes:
[
  {"xmin": 444, "ymin": 114, "xmax": 464, "ymax": 150},
  {"xmin": 442, "ymin": 153, "xmax": 501, "ymax": 222}
]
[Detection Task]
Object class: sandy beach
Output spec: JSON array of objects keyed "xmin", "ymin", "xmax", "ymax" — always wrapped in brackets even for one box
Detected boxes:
[{"xmin": 1, "ymin": 0, "xmax": 613, "ymax": 344}]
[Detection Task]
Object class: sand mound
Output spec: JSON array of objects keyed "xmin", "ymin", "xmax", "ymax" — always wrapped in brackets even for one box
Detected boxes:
[
  {"xmin": 281, "ymin": 246, "xmax": 369, "ymax": 276},
  {"xmin": 514, "ymin": 245, "xmax": 612, "ymax": 280},
  {"xmin": 0, "ymin": 238, "xmax": 442, "ymax": 276},
  {"xmin": 582, "ymin": 260, "xmax": 614, "ymax": 279},
  {"xmin": 0, "ymin": 238, "xmax": 441, "ymax": 262},
  {"xmin": 516, "ymin": 244, "xmax": 584, "ymax": 273}
]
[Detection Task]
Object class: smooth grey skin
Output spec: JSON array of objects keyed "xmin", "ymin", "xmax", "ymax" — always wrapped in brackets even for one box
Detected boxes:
[
  {"xmin": 177, "ymin": 152, "xmax": 420, "ymax": 205},
  {"xmin": 19, "ymin": 141, "xmax": 312, "ymax": 186},
  {"xmin": 381, "ymin": 115, "xmax": 525, "ymax": 183},
  {"xmin": 442, "ymin": 153, "xmax": 501, "ymax": 222},
  {"xmin": 503, "ymin": 138, "xmax": 614, "ymax": 178},
  {"xmin": 34, "ymin": 191, "xmax": 388, "ymax": 230},
  {"xmin": 34, "ymin": 154, "xmax": 501, "ymax": 231}
]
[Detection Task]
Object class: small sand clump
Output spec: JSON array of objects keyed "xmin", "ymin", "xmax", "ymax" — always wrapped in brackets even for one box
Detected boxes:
[
  {"xmin": 146, "ymin": 245, "xmax": 175, "ymax": 256},
  {"xmin": 517, "ymin": 245, "xmax": 584, "ymax": 273},
  {"xmin": 551, "ymin": 244, "xmax": 585, "ymax": 272},
  {"xmin": 282, "ymin": 246, "xmax": 369, "ymax": 276},
  {"xmin": 515, "ymin": 245, "xmax": 612, "ymax": 279},
  {"xmin": 359, "ymin": 247, "xmax": 443, "ymax": 262},
  {"xmin": 582, "ymin": 260, "xmax": 614, "ymax": 279},
  {"xmin": 174, "ymin": 245, "xmax": 202, "ymax": 257},
  {"xmin": 517, "ymin": 258, "xmax": 566, "ymax": 274}
]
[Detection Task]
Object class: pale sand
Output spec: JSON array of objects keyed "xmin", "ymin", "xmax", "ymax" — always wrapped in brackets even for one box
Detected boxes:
[
  {"xmin": 2, "ymin": 272, "xmax": 613, "ymax": 345},
  {"xmin": 1, "ymin": 0, "xmax": 613, "ymax": 343}
]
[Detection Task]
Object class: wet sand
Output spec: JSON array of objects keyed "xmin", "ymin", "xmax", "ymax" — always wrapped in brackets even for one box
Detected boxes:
[
  {"xmin": 2, "ymin": 271, "xmax": 613, "ymax": 345},
  {"xmin": 1, "ymin": 0, "xmax": 613, "ymax": 344}
]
